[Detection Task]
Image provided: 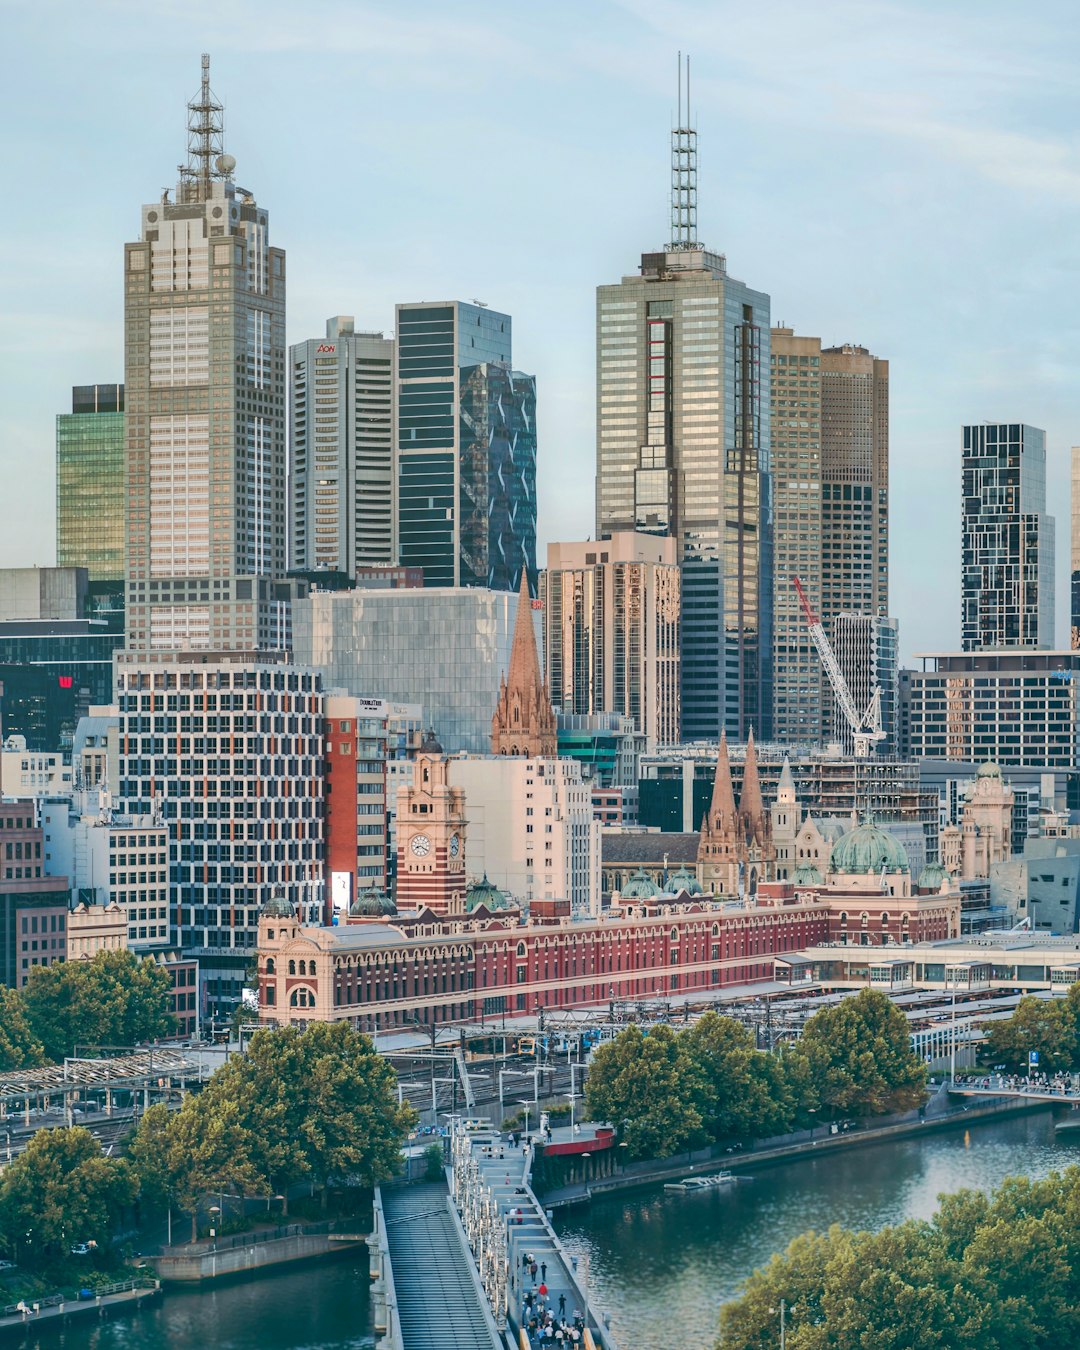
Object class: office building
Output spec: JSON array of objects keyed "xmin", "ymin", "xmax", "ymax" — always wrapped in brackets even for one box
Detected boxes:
[
  {"xmin": 448, "ymin": 755, "xmax": 602, "ymax": 916},
  {"xmin": 0, "ymin": 802, "xmax": 69, "ymax": 988},
  {"xmin": 394, "ymin": 300, "xmax": 536, "ymax": 593},
  {"xmin": 323, "ymin": 693, "xmax": 423, "ymax": 917},
  {"xmin": 541, "ymin": 532, "xmax": 680, "ymax": 748},
  {"xmin": 114, "ymin": 659, "xmax": 325, "ymax": 1015},
  {"xmin": 962, "ymin": 423, "xmax": 1054, "ymax": 650},
  {"xmin": 293, "ymin": 585, "xmax": 533, "ymax": 754},
  {"xmin": 289, "ymin": 316, "xmax": 394, "ymax": 574},
  {"xmin": 0, "ymin": 737, "xmax": 72, "ymax": 797},
  {"xmin": 124, "ymin": 56, "xmax": 298, "ymax": 656},
  {"xmin": 56, "ymin": 384, "xmax": 125, "ymax": 584},
  {"xmin": 831, "ymin": 613, "xmax": 899, "ymax": 753},
  {"xmin": 595, "ymin": 75, "xmax": 771, "ymax": 741},
  {"xmin": 901, "ymin": 651, "xmax": 1080, "ymax": 768}
]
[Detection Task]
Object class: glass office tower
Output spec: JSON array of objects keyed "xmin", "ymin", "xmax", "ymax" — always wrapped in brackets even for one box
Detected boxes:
[
  {"xmin": 961, "ymin": 423, "xmax": 1054, "ymax": 650},
  {"xmin": 394, "ymin": 301, "xmax": 536, "ymax": 593},
  {"xmin": 56, "ymin": 384, "xmax": 125, "ymax": 582}
]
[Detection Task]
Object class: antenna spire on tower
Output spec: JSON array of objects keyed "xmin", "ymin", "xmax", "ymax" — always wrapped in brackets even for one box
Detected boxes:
[
  {"xmin": 669, "ymin": 51, "xmax": 699, "ymax": 250},
  {"xmin": 179, "ymin": 52, "xmax": 225, "ymax": 203}
]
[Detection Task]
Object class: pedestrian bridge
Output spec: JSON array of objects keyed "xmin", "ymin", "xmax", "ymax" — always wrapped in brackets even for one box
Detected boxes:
[{"xmin": 947, "ymin": 1084, "xmax": 1080, "ymax": 1105}]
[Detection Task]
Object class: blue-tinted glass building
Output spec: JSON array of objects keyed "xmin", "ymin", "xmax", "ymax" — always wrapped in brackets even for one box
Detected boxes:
[{"xmin": 394, "ymin": 301, "xmax": 536, "ymax": 592}]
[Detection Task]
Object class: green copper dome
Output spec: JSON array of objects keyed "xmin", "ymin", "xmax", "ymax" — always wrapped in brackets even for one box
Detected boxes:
[
  {"xmin": 667, "ymin": 866, "xmax": 702, "ymax": 896},
  {"xmin": 262, "ymin": 887, "xmax": 296, "ymax": 919},
  {"xmin": 792, "ymin": 862, "xmax": 824, "ymax": 886},
  {"xmin": 917, "ymin": 861, "xmax": 951, "ymax": 890},
  {"xmin": 464, "ymin": 874, "xmax": 510, "ymax": 912},
  {"xmin": 350, "ymin": 885, "xmax": 397, "ymax": 917},
  {"xmin": 830, "ymin": 818, "xmax": 909, "ymax": 875},
  {"xmin": 621, "ymin": 868, "xmax": 661, "ymax": 899},
  {"xmin": 976, "ymin": 760, "xmax": 1001, "ymax": 779}
]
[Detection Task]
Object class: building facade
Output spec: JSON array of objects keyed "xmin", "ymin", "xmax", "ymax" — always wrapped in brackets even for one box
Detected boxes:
[
  {"xmin": 541, "ymin": 532, "xmax": 680, "ymax": 748},
  {"xmin": 831, "ymin": 613, "xmax": 899, "ymax": 753},
  {"xmin": 962, "ymin": 423, "xmax": 1054, "ymax": 651},
  {"xmin": 113, "ymin": 658, "xmax": 325, "ymax": 1015},
  {"xmin": 901, "ymin": 652, "xmax": 1080, "ymax": 769},
  {"xmin": 56, "ymin": 384, "xmax": 126, "ymax": 584},
  {"xmin": 448, "ymin": 755, "xmax": 602, "ymax": 916},
  {"xmin": 595, "ymin": 248, "xmax": 771, "ymax": 742},
  {"xmin": 124, "ymin": 57, "xmax": 296, "ymax": 655},
  {"xmin": 395, "ymin": 737, "xmax": 468, "ymax": 916},
  {"xmin": 394, "ymin": 301, "xmax": 536, "ymax": 593},
  {"xmin": 0, "ymin": 802, "xmax": 69, "ymax": 988},
  {"xmin": 289, "ymin": 316, "xmax": 394, "ymax": 575},
  {"xmin": 293, "ymin": 585, "xmax": 532, "ymax": 754}
]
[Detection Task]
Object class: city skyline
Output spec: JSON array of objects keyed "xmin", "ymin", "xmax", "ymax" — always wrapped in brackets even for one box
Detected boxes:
[{"xmin": 3, "ymin": 1, "xmax": 1080, "ymax": 661}]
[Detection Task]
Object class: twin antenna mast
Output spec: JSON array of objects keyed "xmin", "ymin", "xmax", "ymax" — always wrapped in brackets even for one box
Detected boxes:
[{"xmin": 669, "ymin": 51, "xmax": 699, "ymax": 251}]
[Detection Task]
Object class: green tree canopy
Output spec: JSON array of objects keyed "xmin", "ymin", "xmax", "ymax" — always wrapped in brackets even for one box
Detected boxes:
[
  {"xmin": 0, "ymin": 987, "xmax": 46, "ymax": 1072},
  {"xmin": 799, "ymin": 988, "xmax": 927, "ymax": 1118},
  {"xmin": 0, "ymin": 1127, "xmax": 136, "ymax": 1266},
  {"xmin": 683, "ymin": 1012, "xmax": 796, "ymax": 1141},
  {"xmin": 719, "ymin": 1167, "xmax": 1080, "ymax": 1350},
  {"xmin": 982, "ymin": 994, "xmax": 1076, "ymax": 1073},
  {"xmin": 21, "ymin": 949, "xmax": 172, "ymax": 1061},
  {"xmin": 584, "ymin": 1025, "xmax": 706, "ymax": 1160}
]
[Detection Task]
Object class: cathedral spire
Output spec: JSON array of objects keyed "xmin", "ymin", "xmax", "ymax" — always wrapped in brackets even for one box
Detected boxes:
[
  {"xmin": 491, "ymin": 572, "xmax": 557, "ymax": 757},
  {"xmin": 706, "ymin": 730, "xmax": 737, "ymax": 830},
  {"xmin": 738, "ymin": 727, "xmax": 765, "ymax": 825}
]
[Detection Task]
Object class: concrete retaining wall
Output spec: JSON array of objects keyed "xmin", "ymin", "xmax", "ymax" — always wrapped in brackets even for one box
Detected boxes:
[{"xmin": 151, "ymin": 1232, "xmax": 361, "ymax": 1283}]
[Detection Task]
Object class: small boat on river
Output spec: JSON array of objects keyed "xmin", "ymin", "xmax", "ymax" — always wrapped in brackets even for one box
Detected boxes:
[{"xmin": 664, "ymin": 1171, "xmax": 735, "ymax": 1193}]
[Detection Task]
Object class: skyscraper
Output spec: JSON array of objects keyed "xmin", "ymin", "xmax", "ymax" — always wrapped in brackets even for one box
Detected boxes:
[
  {"xmin": 820, "ymin": 344, "xmax": 889, "ymax": 623},
  {"xmin": 123, "ymin": 55, "xmax": 296, "ymax": 656},
  {"xmin": 594, "ymin": 66, "xmax": 771, "ymax": 741},
  {"xmin": 56, "ymin": 384, "xmax": 125, "ymax": 583},
  {"xmin": 770, "ymin": 332, "xmax": 890, "ymax": 746},
  {"xmin": 961, "ymin": 423, "xmax": 1054, "ymax": 650},
  {"xmin": 289, "ymin": 316, "xmax": 394, "ymax": 575},
  {"xmin": 541, "ymin": 531, "xmax": 681, "ymax": 747},
  {"xmin": 394, "ymin": 301, "xmax": 536, "ymax": 592},
  {"xmin": 1071, "ymin": 446, "xmax": 1080, "ymax": 650},
  {"xmin": 830, "ymin": 613, "xmax": 898, "ymax": 754}
]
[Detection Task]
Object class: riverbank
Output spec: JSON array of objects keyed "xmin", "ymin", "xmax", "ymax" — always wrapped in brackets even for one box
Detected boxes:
[
  {"xmin": 148, "ymin": 1218, "xmax": 368, "ymax": 1283},
  {"xmin": 0, "ymin": 1280, "xmax": 161, "ymax": 1341},
  {"xmin": 540, "ymin": 1096, "xmax": 1052, "ymax": 1208}
]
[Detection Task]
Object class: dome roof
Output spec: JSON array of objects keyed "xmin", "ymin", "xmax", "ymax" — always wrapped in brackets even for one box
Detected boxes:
[
  {"xmin": 667, "ymin": 866, "xmax": 702, "ymax": 895},
  {"xmin": 464, "ymin": 874, "xmax": 510, "ymax": 912},
  {"xmin": 419, "ymin": 728, "xmax": 444, "ymax": 754},
  {"xmin": 830, "ymin": 818, "xmax": 909, "ymax": 875},
  {"xmin": 262, "ymin": 888, "xmax": 296, "ymax": 919},
  {"xmin": 917, "ymin": 861, "xmax": 951, "ymax": 890},
  {"xmin": 976, "ymin": 760, "xmax": 1001, "ymax": 779},
  {"xmin": 350, "ymin": 885, "xmax": 397, "ymax": 917},
  {"xmin": 792, "ymin": 862, "xmax": 824, "ymax": 886},
  {"xmin": 621, "ymin": 868, "xmax": 661, "ymax": 899}
]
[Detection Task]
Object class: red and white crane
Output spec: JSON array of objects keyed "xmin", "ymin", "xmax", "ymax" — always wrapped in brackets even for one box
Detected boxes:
[{"xmin": 791, "ymin": 575, "xmax": 884, "ymax": 758}]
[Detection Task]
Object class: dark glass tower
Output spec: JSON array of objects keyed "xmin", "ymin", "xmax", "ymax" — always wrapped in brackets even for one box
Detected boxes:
[{"xmin": 394, "ymin": 301, "xmax": 536, "ymax": 592}]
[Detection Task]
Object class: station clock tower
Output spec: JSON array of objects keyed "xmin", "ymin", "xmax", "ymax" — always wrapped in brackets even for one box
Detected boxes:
[{"xmin": 395, "ymin": 732, "xmax": 468, "ymax": 915}]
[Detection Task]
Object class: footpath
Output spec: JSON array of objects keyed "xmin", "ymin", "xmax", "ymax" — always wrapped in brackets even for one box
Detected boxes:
[
  {"xmin": 539, "ymin": 1090, "xmax": 1050, "ymax": 1209},
  {"xmin": 0, "ymin": 1280, "xmax": 160, "ymax": 1340}
]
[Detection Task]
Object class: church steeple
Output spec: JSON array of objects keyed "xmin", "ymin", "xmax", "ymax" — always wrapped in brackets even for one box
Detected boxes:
[
  {"xmin": 491, "ymin": 573, "xmax": 558, "ymax": 757},
  {"xmin": 738, "ymin": 727, "xmax": 767, "ymax": 843}
]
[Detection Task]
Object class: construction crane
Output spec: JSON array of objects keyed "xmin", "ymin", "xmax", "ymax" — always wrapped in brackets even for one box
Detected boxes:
[{"xmin": 791, "ymin": 576, "xmax": 884, "ymax": 758}]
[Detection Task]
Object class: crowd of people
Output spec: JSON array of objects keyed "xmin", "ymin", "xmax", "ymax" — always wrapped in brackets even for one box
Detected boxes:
[{"xmin": 519, "ymin": 1249, "xmax": 586, "ymax": 1346}]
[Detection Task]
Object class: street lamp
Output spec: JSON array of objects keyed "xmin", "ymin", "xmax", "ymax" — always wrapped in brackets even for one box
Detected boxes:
[
  {"xmin": 768, "ymin": 1299, "xmax": 788, "ymax": 1350},
  {"xmin": 519, "ymin": 1100, "xmax": 531, "ymax": 1142},
  {"xmin": 209, "ymin": 1205, "xmax": 220, "ymax": 1251}
]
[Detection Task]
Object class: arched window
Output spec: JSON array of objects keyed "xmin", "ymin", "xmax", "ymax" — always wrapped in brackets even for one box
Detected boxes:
[
  {"xmin": 517, "ymin": 942, "xmax": 527, "ymax": 957},
  {"xmin": 265, "ymin": 957, "xmax": 275, "ymax": 975},
  {"xmin": 288, "ymin": 959, "xmax": 296, "ymax": 975}
]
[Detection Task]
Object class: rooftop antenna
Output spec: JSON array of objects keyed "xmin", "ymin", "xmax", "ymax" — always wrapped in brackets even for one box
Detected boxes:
[
  {"xmin": 179, "ymin": 53, "xmax": 227, "ymax": 204},
  {"xmin": 669, "ymin": 51, "xmax": 699, "ymax": 250}
]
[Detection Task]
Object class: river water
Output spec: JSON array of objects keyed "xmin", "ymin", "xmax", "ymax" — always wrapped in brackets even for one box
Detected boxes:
[{"xmin": 7, "ymin": 1111, "xmax": 1077, "ymax": 1350}]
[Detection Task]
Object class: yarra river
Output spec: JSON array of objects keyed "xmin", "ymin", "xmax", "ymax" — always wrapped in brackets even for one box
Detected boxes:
[{"xmin": 8, "ymin": 1110, "xmax": 1078, "ymax": 1350}]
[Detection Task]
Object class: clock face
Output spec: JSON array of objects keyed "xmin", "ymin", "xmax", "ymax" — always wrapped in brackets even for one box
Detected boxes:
[
  {"xmin": 449, "ymin": 834, "xmax": 460, "ymax": 858},
  {"xmin": 410, "ymin": 833, "xmax": 431, "ymax": 858}
]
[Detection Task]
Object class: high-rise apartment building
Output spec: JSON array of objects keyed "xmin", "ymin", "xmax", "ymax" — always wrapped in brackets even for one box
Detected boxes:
[
  {"xmin": 831, "ymin": 613, "xmax": 899, "ymax": 754},
  {"xmin": 123, "ymin": 56, "xmax": 297, "ymax": 656},
  {"xmin": 770, "ymin": 330, "xmax": 889, "ymax": 746},
  {"xmin": 594, "ymin": 83, "xmax": 771, "ymax": 741},
  {"xmin": 541, "ymin": 531, "xmax": 680, "ymax": 747},
  {"xmin": 394, "ymin": 301, "xmax": 536, "ymax": 592},
  {"xmin": 820, "ymin": 344, "xmax": 889, "ymax": 622},
  {"xmin": 56, "ymin": 384, "xmax": 125, "ymax": 583},
  {"xmin": 962, "ymin": 423, "xmax": 1054, "ymax": 651},
  {"xmin": 289, "ymin": 317, "xmax": 393, "ymax": 574},
  {"xmin": 114, "ymin": 659, "xmax": 325, "ymax": 1016}
]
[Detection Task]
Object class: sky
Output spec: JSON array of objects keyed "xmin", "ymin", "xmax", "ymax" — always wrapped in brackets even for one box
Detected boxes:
[{"xmin": 2, "ymin": 0, "xmax": 1080, "ymax": 661}]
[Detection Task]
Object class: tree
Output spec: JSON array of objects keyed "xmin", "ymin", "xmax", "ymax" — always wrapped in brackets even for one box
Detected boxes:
[
  {"xmin": 584, "ymin": 1025, "xmax": 706, "ymax": 1160},
  {"xmin": 982, "ymin": 995, "xmax": 1075, "ymax": 1073},
  {"xmin": 0, "ymin": 987, "xmax": 45, "ymax": 1072},
  {"xmin": 0, "ymin": 1127, "xmax": 136, "ymax": 1265},
  {"xmin": 126, "ymin": 1103, "xmax": 178, "ymax": 1214},
  {"xmin": 22, "ymin": 950, "xmax": 172, "ymax": 1061},
  {"xmin": 799, "ymin": 989, "xmax": 927, "ymax": 1119},
  {"xmin": 684, "ymin": 1012, "xmax": 795, "ymax": 1141}
]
